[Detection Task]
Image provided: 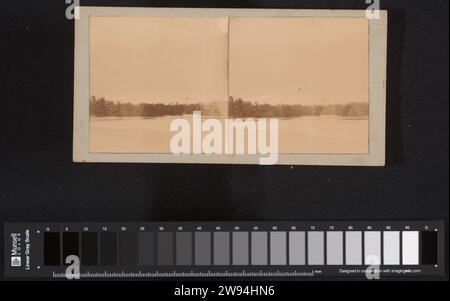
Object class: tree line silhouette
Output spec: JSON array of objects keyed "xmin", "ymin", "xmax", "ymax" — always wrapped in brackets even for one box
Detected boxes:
[
  {"xmin": 228, "ymin": 97, "xmax": 368, "ymax": 118},
  {"xmin": 90, "ymin": 96, "xmax": 368, "ymax": 118}
]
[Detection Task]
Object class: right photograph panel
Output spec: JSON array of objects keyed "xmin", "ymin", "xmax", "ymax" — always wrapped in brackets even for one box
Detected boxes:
[{"xmin": 228, "ymin": 17, "xmax": 369, "ymax": 154}]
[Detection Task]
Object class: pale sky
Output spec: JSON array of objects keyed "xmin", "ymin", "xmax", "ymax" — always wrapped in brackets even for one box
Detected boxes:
[
  {"xmin": 229, "ymin": 17, "xmax": 368, "ymax": 105},
  {"xmin": 90, "ymin": 17, "xmax": 229, "ymax": 104},
  {"xmin": 90, "ymin": 16, "xmax": 368, "ymax": 105}
]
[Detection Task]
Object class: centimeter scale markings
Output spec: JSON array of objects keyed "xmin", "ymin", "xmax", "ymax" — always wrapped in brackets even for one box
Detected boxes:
[{"xmin": 4, "ymin": 221, "xmax": 445, "ymax": 279}]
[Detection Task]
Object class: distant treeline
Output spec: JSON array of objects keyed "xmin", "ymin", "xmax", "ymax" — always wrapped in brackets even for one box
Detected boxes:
[
  {"xmin": 228, "ymin": 97, "xmax": 368, "ymax": 118},
  {"xmin": 89, "ymin": 96, "xmax": 213, "ymax": 117},
  {"xmin": 90, "ymin": 96, "xmax": 368, "ymax": 118}
]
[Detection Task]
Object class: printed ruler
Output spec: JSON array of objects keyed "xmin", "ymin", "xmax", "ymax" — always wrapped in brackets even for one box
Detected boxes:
[{"xmin": 4, "ymin": 221, "xmax": 445, "ymax": 279}]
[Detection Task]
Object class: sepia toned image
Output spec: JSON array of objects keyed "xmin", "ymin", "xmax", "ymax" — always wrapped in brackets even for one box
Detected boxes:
[
  {"xmin": 74, "ymin": 8, "xmax": 387, "ymax": 165},
  {"xmin": 229, "ymin": 17, "xmax": 369, "ymax": 154},
  {"xmin": 89, "ymin": 16, "xmax": 229, "ymax": 153}
]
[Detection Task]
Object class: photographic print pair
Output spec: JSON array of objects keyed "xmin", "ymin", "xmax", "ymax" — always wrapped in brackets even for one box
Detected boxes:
[{"xmin": 73, "ymin": 7, "xmax": 387, "ymax": 165}]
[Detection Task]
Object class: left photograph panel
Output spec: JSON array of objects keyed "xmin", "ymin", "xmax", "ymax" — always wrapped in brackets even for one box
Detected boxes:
[{"xmin": 89, "ymin": 16, "xmax": 229, "ymax": 153}]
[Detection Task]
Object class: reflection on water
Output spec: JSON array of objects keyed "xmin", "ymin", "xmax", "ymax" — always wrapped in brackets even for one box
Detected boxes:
[{"xmin": 90, "ymin": 115, "xmax": 368, "ymax": 154}]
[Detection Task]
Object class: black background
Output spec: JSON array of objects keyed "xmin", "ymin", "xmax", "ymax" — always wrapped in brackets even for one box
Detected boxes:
[{"xmin": 0, "ymin": 0, "xmax": 448, "ymax": 281}]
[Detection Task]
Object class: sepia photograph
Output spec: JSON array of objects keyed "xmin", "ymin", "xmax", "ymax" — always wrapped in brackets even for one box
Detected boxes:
[
  {"xmin": 228, "ymin": 17, "xmax": 369, "ymax": 154},
  {"xmin": 89, "ymin": 16, "xmax": 229, "ymax": 154},
  {"xmin": 74, "ymin": 8, "xmax": 387, "ymax": 165}
]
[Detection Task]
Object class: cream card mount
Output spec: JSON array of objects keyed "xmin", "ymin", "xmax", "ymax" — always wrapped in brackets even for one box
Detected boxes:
[{"xmin": 73, "ymin": 7, "xmax": 387, "ymax": 166}]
